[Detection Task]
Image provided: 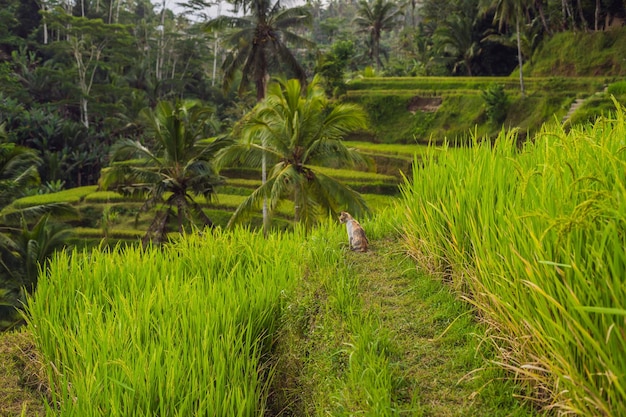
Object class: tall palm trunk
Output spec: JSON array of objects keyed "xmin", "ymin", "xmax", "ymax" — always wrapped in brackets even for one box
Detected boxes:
[
  {"xmin": 516, "ymin": 17, "xmax": 525, "ymax": 97},
  {"xmin": 294, "ymin": 184, "xmax": 300, "ymax": 224},
  {"xmin": 258, "ymin": 72, "xmax": 269, "ymax": 235}
]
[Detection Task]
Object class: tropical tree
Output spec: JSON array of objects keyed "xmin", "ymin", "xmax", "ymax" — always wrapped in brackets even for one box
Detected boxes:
[
  {"xmin": 0, "ymin": 139, "xmax": 40, "ymax": 285},
  {"xmin": 206, "ymin": 0, "xmax": 314, "ymax": 232},
  {"xmin": 434, "ymin": 13, "xmax": 480, "ymax": 75},
  {"xmin": 100, "ymin": 100, "xmax": 232, "ymax": 246},
  {"xmin": 353, "ymin": 0, "xmax": 402, "ymax": 71},
  {"xmin": 220, "ymin": 77, "xmax": 370, "ymax": 230},
  {"xmin": 0, "ymin": 138, "xmax": 75, "ymax": 327},
  {"xmin": 0, "ymin": 139, "xmax": 40, "ymax": 209},
  {"xmin": 13, "ymin": 214, "xmax": 72, "ymax": 290},
  {"xmin": 480, "ymin": 0, "xmax": 531, "ymax": 96},
  {"xmin": 205, "ymin": 0, "xmax": 315, "ymax": 102}
]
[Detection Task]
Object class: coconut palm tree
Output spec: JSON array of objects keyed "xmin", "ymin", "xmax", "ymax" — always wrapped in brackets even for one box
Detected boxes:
[
  {"xmin": 354, "ymin": 0, "xmax": 402, "ymax": 72},
  {"xmin": 480, "ymin": 0, "xmax": 531, "ymax": 96},
  {"xmin": 0, "ymin": 141, "xmax": 41, "ymax": 209},
  {"xmin": 434, "ymin": 13, "xmax": 480, "ymax": 76},
  {"xmin": 100, "ymin": 100, "xmax": 232, "ymax": 246},
  {"xmin": 206, "ymin": 0, "xmax": 315, "ymax": 233},
  {"xmin": 206, "ymin": 0, "xmax": 315, "ymax": 102},
  {"xmin": 220, "ymin": 77, "xmax": 370, "ymax": 230}
]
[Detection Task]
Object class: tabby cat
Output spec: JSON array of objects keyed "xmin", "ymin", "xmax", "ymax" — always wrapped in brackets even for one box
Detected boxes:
[{"xmin": 339, "ymin": 211, "xmax": 368, "ymax": 252}]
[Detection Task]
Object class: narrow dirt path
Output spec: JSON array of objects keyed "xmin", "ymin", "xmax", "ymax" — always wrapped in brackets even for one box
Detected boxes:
[
  {"xmin": 0, "ymin": 331, "xmax": 47, "ymax": 417},
  {"xmin": 348, "ymin": 237, "xmax": 533, "ymax": 416}
]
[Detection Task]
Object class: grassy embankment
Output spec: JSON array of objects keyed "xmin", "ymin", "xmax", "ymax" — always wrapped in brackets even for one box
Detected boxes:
[
  {"xmin": 343, "ymin": 27, "xmax": 626, "ymax": 145},
  {"xmin": 401, "ymin": 103, "xmax": 626, "ymax": 415},
  {"xmin": 343, "ymin": 76, "xmax": 618, "ymax": 144}
]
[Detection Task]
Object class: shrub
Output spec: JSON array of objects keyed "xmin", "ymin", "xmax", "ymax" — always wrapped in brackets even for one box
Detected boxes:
[
  {"xmin": 481, "ymin": 84, "xmax": 509, "ymax": 125},
  {"xmin": 607, "ymin": 81, "xmax": 626, "ymax": 96}
]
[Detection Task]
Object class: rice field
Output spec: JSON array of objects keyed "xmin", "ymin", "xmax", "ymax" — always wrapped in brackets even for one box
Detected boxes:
[
  {"xmin": 27, "ymin": 229, "xmax": 306, "ymax": 416},
  {"xmin": 400, "ymin": 102, "xmax": 626, "ymax": 415}
]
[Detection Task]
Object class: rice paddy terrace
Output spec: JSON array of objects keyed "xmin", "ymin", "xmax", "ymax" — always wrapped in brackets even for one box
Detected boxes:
[{"xmin": 343, "ymin": 76, "xmax": 617, "ymax": 143}]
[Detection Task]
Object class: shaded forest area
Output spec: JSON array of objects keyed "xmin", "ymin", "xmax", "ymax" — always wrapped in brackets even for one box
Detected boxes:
[{"xmin": 1, "ymin": 0, "xmax": 625, "ymax": 190}]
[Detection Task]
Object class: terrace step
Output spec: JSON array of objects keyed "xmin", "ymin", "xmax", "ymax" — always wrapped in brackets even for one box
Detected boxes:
[{"xmin": 562, "ymin": 98, "xmax": 586, "ymax": 123}]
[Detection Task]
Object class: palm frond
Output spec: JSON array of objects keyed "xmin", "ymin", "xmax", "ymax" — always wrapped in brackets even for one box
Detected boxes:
[
  {"xmin": 186, "ymin": 197, "xmax": 214, "ymax": 228},
  {"xmin": 110, "ymin": 138, "xmax": 161, "ymax": 166},
  {"xmin": 308, "ymin": 169, "xmax": 370, "ymax": 219},
  {"xmin": 205, "ymin": 15, "xmax": 253, "ymax": 32},
  {"xmin": 0, "ymin": 203, "xmax": 79, "ymax": 223},
  {"xmin": 273, "ymin": 6, "xmax": 314, "ymax": 29},
  {"xmin": 227, "ymin": 175, "xmax": 277, "ymax": 228},
  {"xmin": 268, "ymin": 163, "xmax": 296, "ymax": 212}
]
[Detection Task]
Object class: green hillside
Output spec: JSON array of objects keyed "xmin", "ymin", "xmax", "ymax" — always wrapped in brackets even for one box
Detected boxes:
[
  {"xmin": 342, "ymin": 28, "xmax": 626, "ymax": 145},
  {"xmin": 527, "ymin": 27, "xmax": 626, "ymax": 76}
]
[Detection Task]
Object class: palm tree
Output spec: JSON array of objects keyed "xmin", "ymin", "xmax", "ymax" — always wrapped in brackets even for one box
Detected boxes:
[
  {"xmin": 434, "ymin": 13, "xmax": 480, "ymax": 76},
  {"xmin": 0, "ymin": 139, "xmax": 74, "ymax": 327},
  {"xmin": 14, "ymin": 214, "xmax": 73, "ymax": 290},
  {"xmin": 354, "ymin": 0, "xmax": 402, "ymax": 72},
  {"xmin": 480, "ymin": 0, "xmax": 531, "ymax": 96},
  {"xmin": 0, "ymin": 140, "xmax": 42, "ymax": 278},
  {"xmin": 206, "ymin": 0, "xmax": 315, "ymax": 233},
  {"xmin": 206, "ymin": 0, "xmax": 315, "ymax": 102},
  {"xmin": 100, "ymin": 100, "xmax": 232, "ymax": 246},
  {"xmin": 0, "ymin": 141, "xmax": 41, "ymax": 209},
  {"xmin": 220, "ymin": 77, "xmax": 371, "ymax": 230}
]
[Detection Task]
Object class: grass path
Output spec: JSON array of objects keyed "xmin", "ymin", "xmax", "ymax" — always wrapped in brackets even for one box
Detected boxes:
[
  {"xmin": 353, "ymin": 238, "xmax": 533, "ymax": 415},
  {"xmin": 271, "ymin": 235, "xmax": 537, "ymax": 416}
]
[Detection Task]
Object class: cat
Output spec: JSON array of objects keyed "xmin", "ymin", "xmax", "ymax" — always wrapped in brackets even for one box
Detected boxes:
[{"xmin": 339, "ymin": 211, "xmax": 368, "ymax": 252}]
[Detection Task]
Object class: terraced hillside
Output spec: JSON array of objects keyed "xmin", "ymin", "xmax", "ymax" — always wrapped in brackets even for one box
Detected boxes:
[
  {"xmin": 343, "ymin": 76, "xmax": 617, "ymax": 144},
  {"xmin": 7, "ymin": 165, "xmax": 401, "ymax": 247}
]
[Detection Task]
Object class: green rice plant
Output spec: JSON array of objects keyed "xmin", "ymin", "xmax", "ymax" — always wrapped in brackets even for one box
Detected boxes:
[
  {"xmin": 608, "ymin": 81, "xmax": 626, "ymax": 96},
  {"xmin": 223, "ymin": 178, "xmax": 262, "ymax": 188},
  {"xmin": 26, "ymin": 228, "xmax": 305, "ymax": 416},
  {"xmin": 83, "ymin": 191, "xmax": 132, "ymax": 203},
  {"xmin": 12, "ymin": 186, "xmax": 98, "ymax": 208},
  {"xmin": 343, "ymin": 141, "xmax": 427, "ymax": 157},
  {"xmin": 400, "ymin": 100, "xmax": 626, "ymax": 415},
  {"xmin": 314, "ymin": 167, "xmax": 397, "ymax": 184}
]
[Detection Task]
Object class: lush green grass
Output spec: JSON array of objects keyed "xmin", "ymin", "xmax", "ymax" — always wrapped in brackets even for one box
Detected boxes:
[
  {"xmin": 400, "ymin": 103, "xmax": 626, "ymax": 415},
  {"xmin": 527, "ymin": 27, "xmax": 626, "ymax": 76},
  {"xmin": 11, "ymin": 186, "xmax": 98, "ymax": 208},
  {"xmin": 344, "ymin": 141, "xmax": 428, "ymax": 157},
  {"xmin": 346, "ymin": 76, "xmax": 606, "ymax": 95},
  {"xmin": 27, "ymin": 229, "xmax": 305, "ymax": 416},
  {"xmin": 83, "ymin": 190, "xmax": 136, "ymax": 203},
  {"xmin": 269, "ymin": 210, "xmax": 535, "ymax": 416},
  {"xmin": 343, "ymin": 74, "xmax": 609, "ymax": 144},
  {"xmin": 569, "ymin": 93, "xmax": 626, "ymax": 125}
]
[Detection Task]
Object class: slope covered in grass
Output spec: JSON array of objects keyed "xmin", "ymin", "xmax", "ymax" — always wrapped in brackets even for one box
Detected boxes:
[
  {"xmin": 527, "ymin": 26, "xmax": 626, "ymax": 76},
  {"xmin": 343, "ymin": 75, "xmax": 615, "ymax": 144},
  {"xmin": 401, "ymin": 105, "xmax": 626, "ymax": 415}
]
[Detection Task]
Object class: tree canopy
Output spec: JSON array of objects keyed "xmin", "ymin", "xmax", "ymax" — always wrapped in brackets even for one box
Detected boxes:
[{"xmin": 221, "ymin": 77, "xmax": 370, "ymax": 229}]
